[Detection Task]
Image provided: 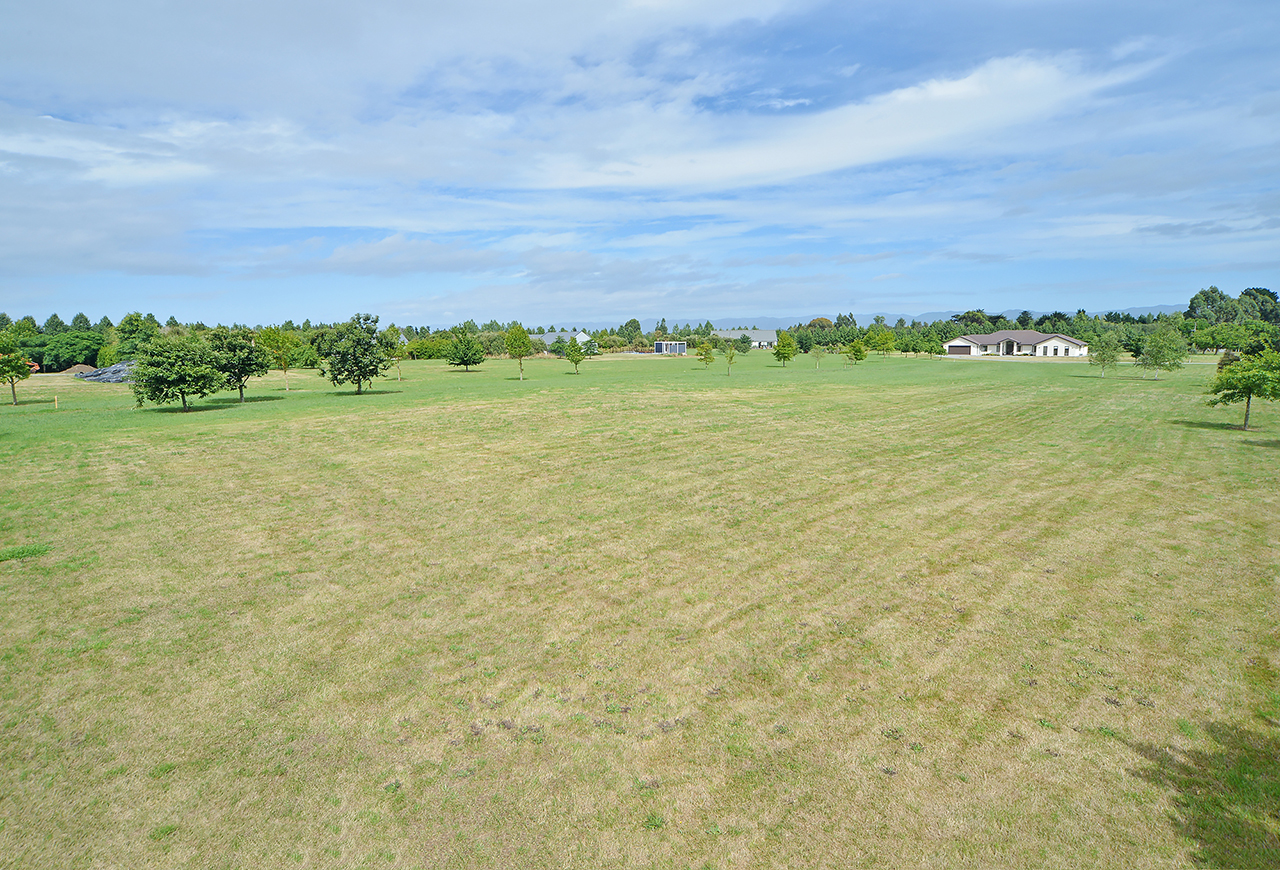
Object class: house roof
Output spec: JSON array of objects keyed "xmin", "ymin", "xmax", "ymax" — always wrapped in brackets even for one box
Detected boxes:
[
  {"xmin": 711, "ymin": 329, "xmax": 777, "ymax": 342},
  {"xmin": 950, "ymin": 329, "xmax": 1087, "ymax": 347},
  {"xmin": 540, "ymin": 330, "xmax": 591, "ymax": 343}
]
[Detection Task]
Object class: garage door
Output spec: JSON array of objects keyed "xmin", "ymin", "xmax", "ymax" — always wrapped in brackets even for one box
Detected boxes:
[{"xmin": 947, "ymin": 345, "xmax": 971, "ymax": 355}]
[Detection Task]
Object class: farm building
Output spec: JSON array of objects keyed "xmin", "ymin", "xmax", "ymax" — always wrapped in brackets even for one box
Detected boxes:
[
  {"xmin": 944, "ymin": 330, "xmax": 1088, "ymax": 357},
  {"xmin": 654, "ymin": 340, "xmax": 687, "ymax": 354},
  {"xmin": 711, "ymin": 329, "xmax": 777, "ymax": 348}
]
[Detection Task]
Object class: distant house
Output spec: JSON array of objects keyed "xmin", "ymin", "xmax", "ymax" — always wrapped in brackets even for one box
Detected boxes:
[
  {"xmin": 711, "ymin": 329, "xmax": 777, "ymax": 349},
  {"xmin": 542, "ymin": 330, "xmax": 592, "ymax": 347},
  {"xmin": 944, "ymin": 330, "xmax": 1089, "ymax": 358},
  {"xmin": 654, "ymin": 340, "xmax": 687, "ymax": 354}
]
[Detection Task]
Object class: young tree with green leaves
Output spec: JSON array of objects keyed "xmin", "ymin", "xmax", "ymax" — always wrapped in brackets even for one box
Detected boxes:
[
  {"xmin": 1207, "ymin": 350, "xmax": 1280, "ymax": 430},
  {"xmin": 446, "ymin": 332, "xmax": 486, "ymax": 371},
  {"xmin": 1088, "ymin": 331, "xmax": 1122, "ymax": 377},
  {"xmin": 208, "ymin": 326, "xmax": 271, "ymax": 402},
  {"xmin": 1135, "ymin": 324, "xmax": 1189, "ymax": 380},
  {"xmin": 845, "ymin": 339, "xmax": 867, "ymax": 366},
  {"xmin": 772, "ymin": 331, "xmax": 797, "ymax": 366},
  {"xmin": 316, "ymin": 314, "xmax": 392, "ymax": 393},
  {"xmin": 505, "ymin": 324, "xmax": 534, "ymax": 381},
  {"xmin": 130, "ymin": 334, "xmax": 224, "ymax": 411},
  {"xmin": 0, "ymin": 334, "xmax": 34, "ymax": 405},
  {"xmin": 697, "ymin": 341, "xmax": 715, "ymax": 369},
  {"xmin": 812, "ymin": 345, "xmax": 826, "ymax": 369},
  {"xmin": 258, "ymin": 326, "xmax": 302, "ymax": 390},
  {"xmin": 379, "ymin": 326, "xmax": 405, "ymax": 381},
  {"xmin": 724, "ymin": 343, "xmax": 737, "ymax": 376},
  {"xmin": 564, "ymin": 337, "xmax": 587, "ymax": 373},
  {"xmin": 867, "ymin": 328, "xmax": 897, "ymax": 356}
]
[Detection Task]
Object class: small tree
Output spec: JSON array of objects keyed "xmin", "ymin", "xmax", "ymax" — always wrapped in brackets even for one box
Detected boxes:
[
  {"xmin": 1135, "ymin": 325, "xmax": 1189, "ymax": 380},
  {"xmin": 1207, "ymin": 350, "xmax": 1280, "ymax": 430},
  {"xmin": 773, "ymin": 332, "xmax": 797, "ymax": 366},
  {"xmin": 259, "ymin": 326, "xmax": 301, "ymax": 390},
  {"xmin": 564, "ymin": 337, "xmax": 587, "ymax": 374},
  {"xmin": 735, "ymin": 334, "xmax": 753, "ymax": 354},
  {"xmin": 845, "ymin": 340, "xmax": 867, "ymax": 366},
  {"xmin": 379, "ymin": 326, "xmax": 405, "ymax": 381},
  {"xmin": 724, "ymin": 343, "xmax": 736, "ymax": 376},
  {"xmin": 317, "ymin": 314, "xmax": 392, "ymax": 393},
  {"xmin": 812, "ymin": 345, "xmax": 826, "ymax": 369},
  {"xmin": 446, "ymin": 332, "xmax": 486, "ymax": 371},
  {"xmin": 505, "ymin": 324, "xmax": 534, "ymax": 380},
  {"xmin": 0, "ymin": 334, "xmax": 33, "ymax": 405},
  {"xmin": 697, "ymin": 341, "xmax": 715, "ymax": 369},
  {"xmin": 867, "ymin": 329, "xmax": 897, "ymax": 356},
  {"xmin": 130, "ymin": 334, "xmax": 224, "ymax": 411},
  {"xmin": 1088, "ymin": 331, "xmax": 1121, "ymax": 378},
  {"xmin": 208, "ymin": 326, "xmax": 271, "ymax": 402}
]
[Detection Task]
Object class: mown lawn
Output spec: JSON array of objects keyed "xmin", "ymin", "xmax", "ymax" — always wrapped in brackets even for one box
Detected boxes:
[{"xmin": 1, "ymin": 352, "xmax": 1277, "ymax": 868}]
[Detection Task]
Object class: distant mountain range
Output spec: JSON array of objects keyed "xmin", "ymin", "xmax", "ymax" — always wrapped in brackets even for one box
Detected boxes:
[{"xmin": 550, "ymin": 305, "xmax": 1185, "ymax": 333}]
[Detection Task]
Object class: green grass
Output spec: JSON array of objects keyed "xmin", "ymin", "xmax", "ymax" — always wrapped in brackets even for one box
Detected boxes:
[
  {"xmin": 0, "ymin": 544, "xmax": 50, "ymax": 562},
  {"xmin": 0, "ymin": 351, "xmax": 1277, "ymax": 868}
]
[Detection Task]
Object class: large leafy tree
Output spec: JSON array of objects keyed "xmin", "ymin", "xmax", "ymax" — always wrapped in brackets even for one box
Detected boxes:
[
  {"xmin": 446, "ymin": 332, "xmax": 486, "ymax": 371},
  {"xmin": 772, "ymin": 331, "xmax": 798, "ymax": 366},
  {"xmin": 258, "ymin": 326, "xmax": 302, "ymax": 390},
  {"xmin": 0, "ymin": 334, "xmax": 34, "ymax": 405},
  {"xmin": 504, "ymin": 324, "xmax": 534, "ymax": 381},
  {"xmin": 43, "ymin": 331, "xmax": 106, "ymax": 370},
  {"xmin": 316, "ymin": 314, "xmax": 391, "ymax": 393},
  {"xmin": 1207, "ymin": 350, "xmax": 1280, "ymax": 430},
  {"xmin": 130, "ymin": 335, "xmax": 224, "ymax": 411},
  {"xmin": 1186, "ymin": 286, "xmax": 1241, "ymax": 324},
  {"xmin": 1088, "ymin": 331, "xmax": 1122, "ymax": 377},
  {"xmin": 208, "ymin": 326, "xmax": 271, "ymax": 402},
  {"xmin": 1135, "ymin": 324, "xmax": 1189, "ymax": 380},
  {"xmin": 115, "ymin": 311, "xmax": 162, "ymax": 359},
  {"xmin": 70, "ymin": 313, "xmax": 92, "ymax": 331}
]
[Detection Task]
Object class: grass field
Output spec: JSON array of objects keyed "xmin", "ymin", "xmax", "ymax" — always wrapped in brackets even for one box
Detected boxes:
[{"xmin": 2, "ymin": 351, "xmax": 1278, "ymax": 868}]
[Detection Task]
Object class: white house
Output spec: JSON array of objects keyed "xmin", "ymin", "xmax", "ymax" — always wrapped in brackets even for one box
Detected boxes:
[
  {"xmin": 711, "ymin": 329, "xmax": 777, "ymax": 348},
  {"xmin": 944, "ymin": 329, "xmax": 1089, "ymax": 358}
]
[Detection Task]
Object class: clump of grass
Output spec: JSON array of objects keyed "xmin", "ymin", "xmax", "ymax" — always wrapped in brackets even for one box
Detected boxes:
[
  {"xmin": 148, "ymin": 824, "xmax": 177, "ymax": 841},
  {"xmin": 0, "ymin": 543, "xmax": 50, "ymax": 562},
  {"xmin": 641, "ymin": 812, "xmax": 665, "ymax": 831}
]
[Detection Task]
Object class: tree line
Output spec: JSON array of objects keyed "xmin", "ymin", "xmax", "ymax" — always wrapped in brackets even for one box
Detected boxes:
[{"xmin": 2, "ymin": 287, "xmax": 1277, "ymax": 411}]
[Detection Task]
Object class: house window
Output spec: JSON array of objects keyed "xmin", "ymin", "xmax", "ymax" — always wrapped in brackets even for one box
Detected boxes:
[
  {"xmin": 1063, "ymin": 347, "xmax": 1070, "ymax": 356},
  {"xmin": 1041, "ymin": 347, "xmax": 1047, "ymax": 355},
  {"xmin": 1053, "ymin": 346, "xmax": 1058, "ymax": 355},
  {"xmin": 980, "ymin": 345, "xmax": 988, "ymax": 352}
]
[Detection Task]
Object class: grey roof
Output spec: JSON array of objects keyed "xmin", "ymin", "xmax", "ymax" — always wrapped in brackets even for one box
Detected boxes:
[
  {"xmin": 951, "ymin": 329, "xmax": 1086, "ymax": 347},
  {"xmin": 539, "ymin": 330, "xmax": 591, "ymax": 344},
  {"xmin": 712, "ymin": 329, "xmax": 778, "ymax": 342}
]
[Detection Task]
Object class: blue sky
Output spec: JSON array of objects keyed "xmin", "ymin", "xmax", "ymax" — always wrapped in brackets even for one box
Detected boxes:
[{"xmin": 1, "ymin": 0, "xmax": 1277, "ymax": 327}]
